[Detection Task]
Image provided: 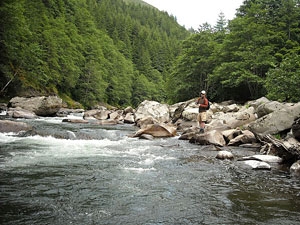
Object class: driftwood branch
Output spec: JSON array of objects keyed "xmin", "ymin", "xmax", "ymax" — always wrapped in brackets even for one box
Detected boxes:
[
  {"xmin": 0, "ymin": 71, "xmax": 18, "ymax": 94},
  {"xmin": 256, "ymin": 134, "xmax": 300, "ymax": 164},
  {"xmin": 0, "ymin": 62, "xmax": 19, "ymax": 94}
]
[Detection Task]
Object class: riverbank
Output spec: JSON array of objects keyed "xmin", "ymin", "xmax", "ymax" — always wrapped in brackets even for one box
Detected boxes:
[{"xmin": 1, "ymin": 95, "xmax": 300, "ymax": 173}]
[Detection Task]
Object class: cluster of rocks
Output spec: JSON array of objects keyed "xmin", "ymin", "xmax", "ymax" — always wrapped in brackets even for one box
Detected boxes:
[{"xmin": 1, "ymin": 95, "xmax": 300, "ymax": 173}]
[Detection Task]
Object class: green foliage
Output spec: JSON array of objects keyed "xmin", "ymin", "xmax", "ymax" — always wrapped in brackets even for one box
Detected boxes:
[
  {"xmin": 166, "ymin": 25, "xmax": 224, "ymax": 103},
  {"xmin": 266, "ymin": 51, "xmax": 300, "ymax": 102},
  {"xmin": 1, "ymin": 0, "xmax": 300, "ymax": 107},
  {"xmin": 0, "ymin": 0, "xmax": 189, "ymax": 107},
  {"xmin": 168, "ymin": 0, "xmax": 300, "ymax": 103}
]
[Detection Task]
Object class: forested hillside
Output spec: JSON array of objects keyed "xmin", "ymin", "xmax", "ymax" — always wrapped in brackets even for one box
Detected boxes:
[
  {"xmin": 0, "ymin": 0, "xmax": 188, "ymax": 108},
  {"xmin": 1, "ymin": 0, "xmax": 300, "ymax": 108},
  {"xmin": 167, "ymin": 0, "xmax": 300, "ymax": 103}
]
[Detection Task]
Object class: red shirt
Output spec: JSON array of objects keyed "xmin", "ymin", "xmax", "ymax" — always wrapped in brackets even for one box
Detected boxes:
[{"xmin": 196, "ymin": 97, "xmax": 208, "ymax": 112}]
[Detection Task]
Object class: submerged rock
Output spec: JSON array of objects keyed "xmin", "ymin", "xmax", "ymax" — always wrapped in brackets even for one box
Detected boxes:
[
  {"xmin": 216, "ymin": 150, "xmax": 234, "ymax": 160},
  {"xmin": 290, "ymin": 160, "xmax": 300, "ymax": 175},
  {"xmin": 242, "ymin": 160, "xmax": 271, "ymax": 170},
  {"xmin": 240, "ymin": 155, "xmax": 282, "ymax": 163}
]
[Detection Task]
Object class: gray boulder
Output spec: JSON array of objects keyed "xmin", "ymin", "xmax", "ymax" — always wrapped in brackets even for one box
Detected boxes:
[
  {"xmin": 190, "ymin": 130, "xmax": 226, "ymax": 147},
  {"xmin": 290, "ymin": 160, "xmax": 300, "ymax": 175},
  {"xmin": 216, "ymin": 150, "xmax": 234, "ymax": 160},
  {"xmin": 124, "ymin": 113, "xmax": 135, "ymax": 124},
  {"xmin": 247, "ymin": 97, "xmax": 270, "ymax": 109},
  {"xmin": 8, "ymin": 96, "xmax": 63, "ymax": 116},
  {"xmin": 84, "ymin": 109, "xmax": 110, "ymax": 120},
  {"xmin": 256, "ymin": 101, "xmax": 285, "ymax": 118},
  {"xmin": 221, "ymin": 129, "xmax": 242, "ymax": 143},
  {"xmin": 240, "ymin": 155, "xmax": 282, "ymax": 163},
  {"xmin": 7, "ymin": 107, "xmax": 38, "ymax": 119},
  {"xmin": 135, "ymin": 100, "xmax": 170, "ymax": 123},
  {"xmin": 136, "ymin": 116, "xmax": 158, "ymax": 128},
  {"xmin": 248, "ymin": 103, "xmax": 300, "ymax": 135},
  {"xmin": 228, "ymin": 130, "xmax": 256, "ymax": 146},
  {"xmin": 0, "ymin": 120, "xmax": 32, "ymax": 133},
  {"xmin": 242, "ymin": 160, "xmax": 271, "ymax": 170},
  {"xmin": 133, "ymin": 123, "xmax": 176, "ymax": 138}
]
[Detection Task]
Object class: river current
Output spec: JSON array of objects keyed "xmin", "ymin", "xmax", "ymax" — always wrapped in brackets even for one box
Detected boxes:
[{"xmin": 1, "ymin": 115, "xmax": 300, "ymax": 225}]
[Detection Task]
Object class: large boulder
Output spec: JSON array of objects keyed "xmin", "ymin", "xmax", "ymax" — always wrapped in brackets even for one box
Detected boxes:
[
  {"xmin": 256, "ymin": 101, "xmax": 285, "ymax": 118},
  {"xmin": 248, "ymin": 103, "xmax": 300, "ymax": 135},
  {"xmin": 247, "ymin": 97, "xmax": 270, "ymax": 109},
  {"xmin": 226, "ymin": 107, "xmax": 256, "ymax": 129},
  {"xmin": 124, "ymin": 113, "xmax": 135, "ymax": 124},
  {"xmin": 133, "ymin": 123, "xmax": 176, "ymax": 138},
  {"xmin": 221, "ymin": 129, "xmax": 242, "ymax": 143},
  {"xmin": 169, "ymin": 99, "xmax": 195, "ymax": 122},
  {"xmin": 221, "ymin": 104, "xmax": 240, "ymax": 113},
  {"xmin": 8, "ymin": 96, "xmax": 63, "ymax": 116},
  {"xmin": 6, "ymin": 107, "xmax": 38, "ymax": 119},
  {"xmin": 136, "ymin": 116, "xmax": 158, "ymax": 128},
  {"xmin": 210, "ymin": 106, "xmax": 256, "ymax": 129},
  {"xmin": 181, "ymin": 106, "xmax": 198, "ymax": 121},
  {"xmin": 0, "ymin": 120, "xmax": 32, "ymax": 133},
  {"xmin": 84, "ymin": 109, "xmax": 110, "ymax": 120},
  {"xmin": 190, "ymin": 130, "xmax": 226, "ymax": 147},
  {"xmin": 134, "ymin": 100, "xmax": 170, "ymax": 123},
  {"xmin": 228, "ymin": 130, "xmax": 257, "ymax": 146},
  {"xmin": 56, "ymin": 108, "xmax": 84, "ymax": 117}
]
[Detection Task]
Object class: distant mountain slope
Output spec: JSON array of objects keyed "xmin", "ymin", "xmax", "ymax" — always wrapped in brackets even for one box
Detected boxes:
[{"xmin": 0, "ymin": 0, "xmax": 189, "ymax": 108}]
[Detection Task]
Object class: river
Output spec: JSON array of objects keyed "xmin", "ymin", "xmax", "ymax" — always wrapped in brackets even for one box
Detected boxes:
[{"xmin": 1, "ymin": 115, "xmax": 300, "ymax": 225}]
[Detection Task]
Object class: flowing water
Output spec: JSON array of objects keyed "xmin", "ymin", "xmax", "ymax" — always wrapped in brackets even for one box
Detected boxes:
[{"xmin": 1, "ymin": 115, "xmax": 300, "ymax": 225}]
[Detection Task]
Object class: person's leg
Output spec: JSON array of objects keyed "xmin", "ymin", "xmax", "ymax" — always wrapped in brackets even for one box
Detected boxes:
[
  {"xmin": 197, "ymin": 112, "xmax": 203, "ymax": 133},
  {"xmin": 197, "ymin": 113, "xmax": 201, "ymax": 128},
  {"xmin": 200, "ymin": 112, "xmax": 207, "ymax": 133}
]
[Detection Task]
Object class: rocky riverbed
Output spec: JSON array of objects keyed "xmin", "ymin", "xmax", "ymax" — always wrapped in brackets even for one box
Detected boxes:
[{"xmin": 1, "ymin": 95, "xmax": 300, "ymax": 173}]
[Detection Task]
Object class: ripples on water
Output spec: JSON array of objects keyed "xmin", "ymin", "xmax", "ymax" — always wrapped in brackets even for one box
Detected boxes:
[{"xmin": 0, "ymin": 118, "xmax": 300, "ymax": 225}]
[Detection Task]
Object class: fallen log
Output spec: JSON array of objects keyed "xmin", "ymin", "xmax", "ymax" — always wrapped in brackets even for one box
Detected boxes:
[{"xmin": 256, "ymin": 134, "xmax": 300, "ymax": 164}]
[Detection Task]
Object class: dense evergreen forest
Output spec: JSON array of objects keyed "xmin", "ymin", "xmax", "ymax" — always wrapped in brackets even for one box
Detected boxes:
[
  {"xmin": 168, "ymin": 0, "xmax": 300, "ymax": 103},
  {"xmin": 0, "ymin": 0, "xmax": 188, "ymax": 108},
  {"xmin": 1, "ymin": 0, "xmax": 300, "ymax": 108}
]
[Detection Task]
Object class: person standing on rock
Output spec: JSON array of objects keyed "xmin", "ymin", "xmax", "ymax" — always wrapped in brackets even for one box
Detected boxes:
[{"xmin": 196, "ymin": 90, "xmax": 209, "ymax": 133}]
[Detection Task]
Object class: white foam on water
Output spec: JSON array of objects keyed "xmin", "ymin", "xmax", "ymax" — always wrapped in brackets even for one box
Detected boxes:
[
  {"xmin": 34, "ymin": 113, "xmax": 83, "ymax": 124},
  {"xmin": 0, "ymin": 110, "xmax": 7, "ymax": 116},
  {"xmin": 0, "ymin": 134, "xmax": 132, "ymax": 167},
  {"xmin": 138, "ymin": 154, "xmax": 176, "ymax": 166},
  {"xmin": 0, "ymin": 132, "xmax": 20, "ymax": 143},
  {"xmin": 35, "ymin": 117, "xmax": 64, "ymax": 124},
  {"xmin": 123, "ymin": 167, "xmax": 156, "ymax": 172},
  {"xmin": 0, "ymin": 130, "xmax": 177, "ymax": 173}
]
